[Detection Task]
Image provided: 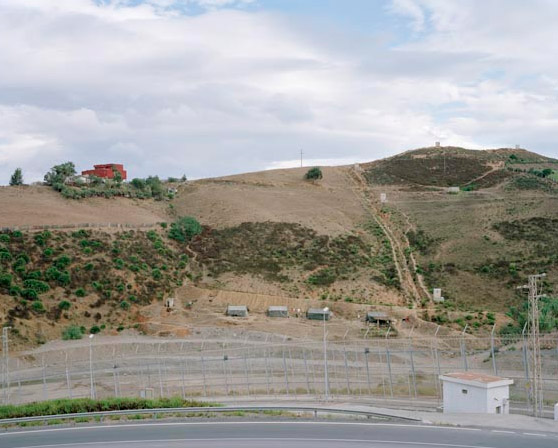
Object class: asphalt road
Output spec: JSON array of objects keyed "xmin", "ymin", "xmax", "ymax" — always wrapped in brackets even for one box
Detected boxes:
[{"xmin": 1, "ymin": 420, "xmax": 557, "ymax": 448}]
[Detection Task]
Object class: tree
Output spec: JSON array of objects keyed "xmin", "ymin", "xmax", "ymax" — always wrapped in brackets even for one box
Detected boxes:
[
  {"xmin": 44, "ymin": 162, "xmax": 76, "ymax": 186},
  {"xmin": 112, "ymin": 167, "xmax": 123, "ymax": 184},
  {"xmin": 304, "ymin": 167, "xmax": 323, "ymax": 180},
  {"xmin": 146, "ymin": 175, "xmax": 164, "ymax": 199},
  {"xmin": 9, "ymin": 168, "xmax": 23, "ymax": 186},
  {"xmin": 168, "ymin": 216, "xmax": 202, "ymax": 242}
]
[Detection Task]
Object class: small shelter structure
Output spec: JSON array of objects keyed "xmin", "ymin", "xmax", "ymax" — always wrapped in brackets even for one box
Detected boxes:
[
  {"xmin": 447, "ymin": 186, "xmax": 460, "ymax": 194},
  {"xmin": 165, "ymin": 297, "xmax": 174, "ymax": 309},
  {"xmin": 433, "ymin": 288, "xmax": 445, "ymax": 303},
  {"xmin": 226, "ymin": 305, "xmax": 248, "ymax": 317},
  {"xmin": 267, "ymin": 306, "xmax": 288, "ymax": 318},
  {"xmin": 439, "ymin": 372, "xmax": 513, "ymax": 414},
  {"xmin": 306, "ymin": 308, "xmax": 331, "ymax": 321},
  {"xmin": 366, "ymin": 311, "xmax": 391, "ymax": 326}
]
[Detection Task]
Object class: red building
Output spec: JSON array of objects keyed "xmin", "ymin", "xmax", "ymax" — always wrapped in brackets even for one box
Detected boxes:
[{"xmin": 82, "ymin": 164, "xmax": 127, "ymax": 180}]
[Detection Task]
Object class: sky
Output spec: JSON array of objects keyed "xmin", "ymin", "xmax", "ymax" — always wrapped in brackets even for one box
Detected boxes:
[{"xmin": 1, "ymin": 0, "xmax": 558, "ymax": 183}]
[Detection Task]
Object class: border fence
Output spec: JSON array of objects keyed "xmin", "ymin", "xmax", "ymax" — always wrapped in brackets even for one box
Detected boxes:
[{"xmin": 2, "ymin": 333, "xmax": 558, "ymax": 416}]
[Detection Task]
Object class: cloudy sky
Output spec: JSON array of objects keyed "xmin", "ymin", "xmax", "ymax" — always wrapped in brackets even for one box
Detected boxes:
[{"xmin": 1, "ymin": 0, "xmax": 558, "ymax": 183}]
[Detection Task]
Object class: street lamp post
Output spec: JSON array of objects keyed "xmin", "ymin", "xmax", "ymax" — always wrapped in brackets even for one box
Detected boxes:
[
  {"xmin": 323, "ymin": 307, "xmax": 329, "ymax": 400},
  {"xmin": 89, "ymin": 334, "xmax": 95, "ymax": 399}
]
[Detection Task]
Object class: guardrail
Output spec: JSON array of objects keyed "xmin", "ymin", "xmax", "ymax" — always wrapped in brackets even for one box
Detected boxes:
[{"xmin": 0, "ymin": 405, "xmax": 420, "ymax": 426}]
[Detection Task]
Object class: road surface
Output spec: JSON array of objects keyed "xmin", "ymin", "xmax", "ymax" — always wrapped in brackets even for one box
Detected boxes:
[{"xmin": 1, "ymin": 420, "xmax": 557, "ymax": 448}]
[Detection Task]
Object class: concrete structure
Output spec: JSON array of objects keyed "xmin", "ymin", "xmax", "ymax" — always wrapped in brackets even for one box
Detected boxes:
[
  {"xmin": 515, "ymin": 144, "xmax": 520, "ymax": 149},
  {"xmin": 380, "ymin": 193, "xmax": 387, "ymax": 203},
  {"xmin": 366, "ymin": 311, "xmax": 391, "ymax": 326},
  {"xmin": 435, "ymin": 141, "xmax": 441, "ymax": 147},
  {"xmin": 226, "ymin": 305, "xmax": 248, "ymax": 317},
  {"xmin": 306, "ymin": 308, "xmax": 331, "ymax": 321},
  {"xmin": 439, "ymin": 372, "xmax": 513, "ymax": 414},
  {"xmin": 82, "ymin": 164, "xmax": 127, "ymax": 180},
  {"xmin": 267, "ymin": 306, "xmax": 288, "ymax": 318},
  {"xmin": 165, "ymin": 298, "xmax": 174, "ymax": 309},
  {"xmin": 447, "ymin": 186, "xmax": 460, "ymax": 194},
  {"xmin": 555, "ymin": 403, "xmax": 558, "ymax": 421},
  {"xmin": 433, "ymin": 288, "xmax": 445, "ymax": 303}
]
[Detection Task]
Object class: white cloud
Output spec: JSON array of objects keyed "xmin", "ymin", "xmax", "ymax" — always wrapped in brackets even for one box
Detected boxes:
[{"xmin": 1, "ymin": 0, "xmax": 558, "ymax": 183}]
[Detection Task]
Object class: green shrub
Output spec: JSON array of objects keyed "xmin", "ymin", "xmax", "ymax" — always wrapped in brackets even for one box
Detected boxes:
[
  {"xmin": 23, "ymin": 279, "xmax": 49, "ymax": 293},
  {"xmin": 0, "ymin": 273, "xmax": 12, "ymax": 288},
  {"xmin": 114, "ymin": 258, "xmax": 125, "ymax": 269},
  {"xmin": 89, "ymin": 325, "xmax": 101, "ymax": 334},
  {"xmin": 58, "ymin": 272, "xmax": 71, "ymax": 286},
  {"xmin": 304, "ymin": 167, "xmax": 323, "ymax": 180},
  {"xmin": 55, "ymin": 255, "xmax": 71, "ymax": 270},
  {"xmin": 120, "ymin": 300, "xmax": 130, "ymax": 310},
  {"xmin": 21, "ymin": 289, "xmax": 38, "ymax": 300},
  {"xmin": 62, "ymin": 326, "xmax": 83, "ymax": 340},
  {"xmin": 31, "ymin": 301, "xmax": 45, "ymax": 312},
  {"xmin": 12, "ymin": 230, "xmax": 22, "ymax": 238},
  {"xmin": 43, "ymin": 248, "xmax": 54, "ymax": 258},
  {"xmin": 152, "ymin": 268, "xmax": 162, "ymax": 280},
  {"xmin": 45, "ymin": 266, "xmax": 62, "ymax": 281},
  {"xmin": 168, "ymin": 216, "xmax": 202, "ymax": 243},
  {"xmin": 75, "ymin": 288, "xmax": 86, "ymax": 297},
  {"xmin": 58, "ymin": 300, "xmax": 71, "ymax": 311},
  {"xmin": 0, "ymin": 234, "xmax": 10, "ymax": 243}
]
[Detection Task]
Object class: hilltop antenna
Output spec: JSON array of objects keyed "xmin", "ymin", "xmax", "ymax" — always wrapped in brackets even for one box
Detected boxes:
[
  {"xmin": 300, "ymin": 149, "xmax": 303, "ymax": 168},
  {"xmin": 519, "ymin": 273, "xmax": 546, "ymax": 417}
]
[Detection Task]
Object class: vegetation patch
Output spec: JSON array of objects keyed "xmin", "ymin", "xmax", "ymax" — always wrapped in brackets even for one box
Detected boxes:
[
  {"xmin": 0, "ymin": 397, "xmax": 216, "ymax": 420},
  {"xmin": 189, "ymin": 222, "xmax": 378, "ymax": 286},
  {"xmin": 0, "ymin": 228, "xmax": 190, "ymax": 332}
]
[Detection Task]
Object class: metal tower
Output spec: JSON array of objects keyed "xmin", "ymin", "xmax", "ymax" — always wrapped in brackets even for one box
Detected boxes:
[{"xmin": 524, "ymin": 274, "xmax": 545, "ymax": 417}]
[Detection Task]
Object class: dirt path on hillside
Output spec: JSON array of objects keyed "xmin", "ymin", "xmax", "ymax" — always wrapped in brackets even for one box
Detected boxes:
[{"xmin": 347, "ymin": 167, "xmax": 425, "ymax": 304}]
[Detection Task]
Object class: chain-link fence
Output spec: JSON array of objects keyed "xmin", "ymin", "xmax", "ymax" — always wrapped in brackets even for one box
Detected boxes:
[{"xmin": 2, "ymin": 333, "xmax": 558, "ymax": 415}]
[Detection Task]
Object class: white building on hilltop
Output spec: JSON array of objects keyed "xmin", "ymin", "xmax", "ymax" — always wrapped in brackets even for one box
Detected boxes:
[{"xmin": 440, "ymin": 372, "xmax": 513, "ymax": 414}]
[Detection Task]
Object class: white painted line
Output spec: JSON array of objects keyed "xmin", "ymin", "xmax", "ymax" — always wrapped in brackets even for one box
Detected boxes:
[
  {"xmin": 6, "ymin": 437, "xmax": 499, "ymax": 448},
  {"xmin": 491, "ymin": 430, "xmax": 515, "ymax": 434},
  {"xmin": 523, "ymin": 432, "xmax": 547, "ymax": 437}
]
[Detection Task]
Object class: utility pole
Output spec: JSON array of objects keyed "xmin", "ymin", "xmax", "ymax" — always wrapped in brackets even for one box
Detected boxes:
[
  {"xmin": 2, "ymin": 327, "xmax": 11, "ymax": 404},
  {"xmin": 519, "ymin": 273, "xmax": 546, "ymax": 417},
  {"xmin": 300, "ymin": 149, "xmax": 303, "ymax": 168}
]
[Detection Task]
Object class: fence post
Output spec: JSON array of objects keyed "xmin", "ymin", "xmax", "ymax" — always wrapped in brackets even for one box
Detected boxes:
[
  {"xmin": 460, "ymin": 325, "xmax": 468, "ymax": 371},
  {"xmin": 408, "ymin": 329, "xmax": 417, "ymax": 399},
  {"xmin": 364, "ymin": 347, "xmax": 371, "ymax": 394},
  {"xmin": 522, "ymin": 323, "xmax": 531, "ymax": 408},
  {"xmin": 282, "ymin": 346, "xmax": 290, "ymax": 396},
  {"xmin": 303, "ymin": 349, "xmax": 311, "ymax": 395},
  {"xmin": 491, "ymin": 324, "xmax": 498, "ymax": 376},
  {"xmin": 385, "ymin": 327, "xmax": 394, "ymax": 398},
  {"xmin": 343, "ymin": 332, "xmax": 350, "ymax": 395},
  {"xmin": 41, "ymin": 354, "xmax": 47, "ymax": 401}
]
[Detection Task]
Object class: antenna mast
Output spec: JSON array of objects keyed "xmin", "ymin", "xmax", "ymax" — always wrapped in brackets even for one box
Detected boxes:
[{"xmin": 523, "ymin": 273, "xmax": 545, "ymax": 417}]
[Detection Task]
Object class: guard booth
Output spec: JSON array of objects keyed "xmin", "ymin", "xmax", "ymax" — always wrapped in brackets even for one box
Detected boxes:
[
  {"xmin": 267, "ymin": 306, "xmax": 288, "ymax": 318},
  {"xmin": 439, "ymin": 372, "xmax": 513, "ymax": 414},
  {"xmin": 366, "ymin": 311, "xmax": 391, "ymax": 326},
  {"xmin": 226, "ymin": 305, "xmax": 248, "ymax": 317},
  {"xmin": 306, "ymin": 308, "xmax": 331, "ymax": 321}
]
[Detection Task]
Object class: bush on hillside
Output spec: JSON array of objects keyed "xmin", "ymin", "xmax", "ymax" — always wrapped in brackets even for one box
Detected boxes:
[
  {"xmin": 168, "ymin": 216, "xmax": 202, "ymax": 242},
  {"xmin": 62, "ymin": 326, "xmax": 83, "ymax": 340},
  {"xmin": 304, "ymin": 167, "xmax": 323, "ymax": 180}
]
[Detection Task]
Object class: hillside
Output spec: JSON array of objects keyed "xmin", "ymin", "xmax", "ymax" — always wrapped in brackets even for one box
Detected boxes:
[{"xmin": 2, "ymin": 146, "xmax": 558, "ymax": 347}]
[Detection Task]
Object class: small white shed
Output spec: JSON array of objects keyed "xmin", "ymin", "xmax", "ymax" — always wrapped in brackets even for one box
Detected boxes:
[
  {"xmin": 439, "ymin": 372, "xmax": 513, "ymax": 414},
  {"xmin": 226, "ymin": 305, "xmax": 248, "ymax": 317}
]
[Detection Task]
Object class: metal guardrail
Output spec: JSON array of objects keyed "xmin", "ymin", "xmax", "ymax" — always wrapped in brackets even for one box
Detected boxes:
[{"xmin": 0, "ymin": 405, "xmax": 420, "ymax": 426}]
